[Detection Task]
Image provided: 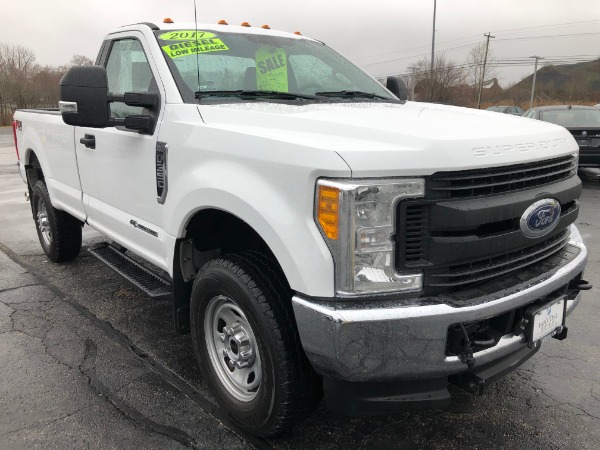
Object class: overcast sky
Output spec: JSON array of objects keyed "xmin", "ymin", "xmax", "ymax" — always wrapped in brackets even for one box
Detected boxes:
[{"xmin": 2, "ymin": 0, "xmax": 599, "ymax": 86}]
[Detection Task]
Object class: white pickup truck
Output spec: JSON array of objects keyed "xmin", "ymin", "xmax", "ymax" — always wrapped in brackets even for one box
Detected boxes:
[{"xmin": 13, "ymin": 21, "xmax": 591, "ymax": 437}]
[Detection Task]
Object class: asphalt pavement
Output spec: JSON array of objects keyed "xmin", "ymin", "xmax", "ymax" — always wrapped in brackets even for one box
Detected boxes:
[{"xmin": 0, "ymin": 126, "xmax": 599, "ymax": 449}]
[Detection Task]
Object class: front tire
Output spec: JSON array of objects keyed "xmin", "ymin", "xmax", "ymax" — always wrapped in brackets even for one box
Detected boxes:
[
  {"xmin": 31, "ymin": 181, "xmax": 82, "ymax": 262},
  {"xmin": 190, "ymin": 252, "xmax": 321, "ymax": 437}
]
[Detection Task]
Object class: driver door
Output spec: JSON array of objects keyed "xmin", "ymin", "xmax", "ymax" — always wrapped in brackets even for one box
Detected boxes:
[{"xmin": 74, "ymin": 33, "xmax": 167, "ymax": 268}]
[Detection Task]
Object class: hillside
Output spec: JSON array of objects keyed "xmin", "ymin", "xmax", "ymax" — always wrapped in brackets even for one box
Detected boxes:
[{"xmin": 510, "ymin": 58, "xmax": 600, "ymax": 101}]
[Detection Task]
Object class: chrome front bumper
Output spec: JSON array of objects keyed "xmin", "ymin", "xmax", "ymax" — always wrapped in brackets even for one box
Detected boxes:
[{"xmin": 292, "ymin": 225, "xmax": 588, "ymax": 382}]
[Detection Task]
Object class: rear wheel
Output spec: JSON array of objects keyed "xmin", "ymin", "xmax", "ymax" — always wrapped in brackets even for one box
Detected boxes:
[
  {"xmin": 190, "ymin": 252, "xmax": 321, "ymax": 437},
  {"xmin": 31, "ymin": 181, "xmax": 82, "ymax": 262}
]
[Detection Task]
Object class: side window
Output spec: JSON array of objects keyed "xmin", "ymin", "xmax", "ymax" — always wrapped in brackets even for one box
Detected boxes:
[{"xmin": 105, "ymin": 39, "xmax": 157, "ymax": 118}]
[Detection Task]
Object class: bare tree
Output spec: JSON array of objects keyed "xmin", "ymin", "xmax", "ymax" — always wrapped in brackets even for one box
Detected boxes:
[
  {"xmin": 466, "ymin": 42, "xmax": 497, "ymax": 100},
  {"xmin": 30, "ymin": 65, "xmax": 65, "ymax": 108},
  {"xmin": 69, "ymin": 54, "xmax": 94, "ymax": 66},
  {"xmin": 0, "ymin": 43, "xmax": 87, "ymax": 125},
  {"xmin": 413, "ymin": 54, "xmax": 465, "ymax": 103},
  {"xmin": 0, "ymin": 43, "xmax": 37, "ymax": 123}
]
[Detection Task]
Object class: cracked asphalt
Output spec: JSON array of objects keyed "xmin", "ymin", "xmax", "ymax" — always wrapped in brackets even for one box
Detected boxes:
[{"xmin": 1, "ymin": 127, "xmax": 599, "ymax": 449}]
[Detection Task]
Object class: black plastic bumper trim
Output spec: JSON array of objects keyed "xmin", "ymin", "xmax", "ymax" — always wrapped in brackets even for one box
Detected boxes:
[
  {"xmin": 323, "ymin": 376, "xmax": 451, "ymax": 416},
  {"xmin": 323, "ymin": 343, "xmax": 542, "ymax": 415},
  {"xmin": 449, "ymin": 344, "xmax": 540, "ymax": 395}
]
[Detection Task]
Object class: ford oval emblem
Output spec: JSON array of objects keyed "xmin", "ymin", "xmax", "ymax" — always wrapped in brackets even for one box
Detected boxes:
[{"xmin": 520, "ymin": 199, "xmax": 561, "ymax": 238}]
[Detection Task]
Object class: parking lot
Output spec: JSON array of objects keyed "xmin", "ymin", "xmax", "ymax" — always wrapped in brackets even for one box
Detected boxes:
[{"xmin": 1, "ymin": 127, "xmax": 599, "ymax": 449}]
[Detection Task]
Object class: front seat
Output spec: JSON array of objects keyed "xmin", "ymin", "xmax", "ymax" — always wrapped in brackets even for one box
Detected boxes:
[{"xmin": 243, "ymin": 67, "xmax": 257, "ymax": 90}]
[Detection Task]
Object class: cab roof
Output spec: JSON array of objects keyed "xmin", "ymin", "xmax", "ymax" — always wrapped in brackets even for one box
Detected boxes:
[{"xmin": 118, "ymin": 22, "xmax": 311, "ymax": 41}]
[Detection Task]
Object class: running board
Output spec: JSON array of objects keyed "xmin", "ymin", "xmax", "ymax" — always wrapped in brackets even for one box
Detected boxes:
[{"xmin": 88, "ymin": 242, "xmax": 171, "ymax": 299}]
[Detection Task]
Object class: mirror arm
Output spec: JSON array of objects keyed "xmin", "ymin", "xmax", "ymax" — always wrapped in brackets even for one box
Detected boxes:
[
  {"xmin": 108, "ymin": 118, "xmax": 125, "ymax": 127},
  {"xmin": 108, "ymin": 92, "xmax": 158, "ymax": 108},
  {"xmin": 108, "ymin": 116, "xmax": 154, "ymax": 133}
]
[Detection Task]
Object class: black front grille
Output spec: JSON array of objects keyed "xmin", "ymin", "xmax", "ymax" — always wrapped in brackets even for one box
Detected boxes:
[
  {"xmin": 428, "ymin": 155, "xmax": 577, "ymax": 199},
  {"xmin": 395, "ymin": 156, "xmax": 581, "ymax": 299},
  {"xmin": 428, "ymin": 230, "xmax": 570, "ymax": 288},
  {"xmin": 570, "ymin": 129, "xmax": 600, "ymax": 138}
]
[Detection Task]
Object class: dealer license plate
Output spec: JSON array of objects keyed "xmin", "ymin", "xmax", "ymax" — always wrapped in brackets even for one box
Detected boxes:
[{"xmin": 528, "ymin": 299, "xmax": 565, "ymax": 343}]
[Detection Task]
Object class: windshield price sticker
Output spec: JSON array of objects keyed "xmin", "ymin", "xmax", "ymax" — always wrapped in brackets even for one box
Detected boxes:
[
  {"xmin": 161, "ymin": 39, "xmax": 229, "ymax": 59},
  {"xmin": 158, "ymin": 30, "xmax": 216, "ymax": 41},
  {"xmin": 255, "ymin": 47, "xmax": 288, "ymax": 92}
]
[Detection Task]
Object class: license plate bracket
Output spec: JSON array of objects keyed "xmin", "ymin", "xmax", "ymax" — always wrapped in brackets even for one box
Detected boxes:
[{"xmin": 525, "ymin": 299, "xmax": 565, "ymax": 347}]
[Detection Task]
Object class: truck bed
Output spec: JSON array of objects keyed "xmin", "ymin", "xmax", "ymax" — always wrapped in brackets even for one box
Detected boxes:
[{"xmin": 14, "ymin": 108, "xmax": 84, "ymax": 221}]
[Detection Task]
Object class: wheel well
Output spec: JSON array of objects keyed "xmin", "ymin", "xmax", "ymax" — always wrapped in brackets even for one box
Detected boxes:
[
  {"xmin": 171, "ymin": 208, "xmax": 287, "ymax": 335},
  {"xmin": 185, "ymin": 209, "xmax": 274, "ymax": 256},
  {"xmin": 25, "ymin": 150, "xmax": 44, "ymax": 188}
]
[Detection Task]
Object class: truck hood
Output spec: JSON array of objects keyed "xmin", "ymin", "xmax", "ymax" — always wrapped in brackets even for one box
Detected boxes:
[{"xmin": 198, "ymin": 101, "xmax": 578, "ymax": 177}]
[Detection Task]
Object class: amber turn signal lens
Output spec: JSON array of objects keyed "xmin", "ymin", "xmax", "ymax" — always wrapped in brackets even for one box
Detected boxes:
[{"xmin": 318, "ymin": 186, "xmax": 340, "ymax": 240}]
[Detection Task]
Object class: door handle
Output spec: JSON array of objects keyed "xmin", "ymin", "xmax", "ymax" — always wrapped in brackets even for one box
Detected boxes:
[{"xmin": 80, "ymin": 134, "xmax": 95, "ymax": 149}]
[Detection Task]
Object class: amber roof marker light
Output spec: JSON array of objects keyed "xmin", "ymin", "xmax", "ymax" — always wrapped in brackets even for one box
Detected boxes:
[
  {"xmin": 261, "ymin": 24, "xmax": 271, "ymax": 29},
  {"xmin": 240, "ymin": 22, "xmax": 251, "ymax": 27},
  {"xmin": 163, "ymin": 18, "xmax": 174, "ymax": 23},
  {"xmin": 218, "ymin": 20, "xmax": 228, "ymax": 25}
]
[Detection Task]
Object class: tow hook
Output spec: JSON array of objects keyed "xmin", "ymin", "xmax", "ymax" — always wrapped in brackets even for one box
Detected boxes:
[
  {"xmin": 459, "ymin": 324, "xmax": 476, "ymax": 369},
  {"xmin": 569, "ymin": 279, "xmax": 593, "ymax": 291},
  {"xmin": 24, "ymin": 191, "xmax": 29, "ymax": 202}
]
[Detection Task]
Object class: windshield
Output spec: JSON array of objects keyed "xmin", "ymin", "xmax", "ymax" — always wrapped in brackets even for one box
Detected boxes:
[
  {"xmin": 540, "ymin": 109, "xmax": 600, "ymax": 128},
  {"xmin": 154, "ymin": 29, "xmax": 396, "ymax": 103}
]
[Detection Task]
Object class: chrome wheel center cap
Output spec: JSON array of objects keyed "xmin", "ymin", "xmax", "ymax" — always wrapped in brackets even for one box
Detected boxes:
[
  {"xmin": 221, "ymin": 322, "xmax": 255, "ymax": 369},
  {"xmin": 37, "ymin": 212, "xmax": 49, "ymax": 230}
]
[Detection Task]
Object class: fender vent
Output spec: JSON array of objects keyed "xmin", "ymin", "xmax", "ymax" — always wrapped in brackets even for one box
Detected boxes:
[{"xmin": 156, "ymin": 142, "xmax": 168, "ymax": 204}]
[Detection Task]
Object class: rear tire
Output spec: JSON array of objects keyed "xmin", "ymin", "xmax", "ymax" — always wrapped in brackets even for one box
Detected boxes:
[
  {"xmin": 190, "ymin": 251, "xmax": 321, "ymax": 437},
  {"xmin": 31, "ymin": 180, "xmax": 82, "ymax": 262}
]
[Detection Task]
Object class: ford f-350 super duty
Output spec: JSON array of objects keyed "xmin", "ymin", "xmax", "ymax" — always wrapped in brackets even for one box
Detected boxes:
[{"xmin": 12, "ymin": 21, "xmax": 591, "ymax": 437}]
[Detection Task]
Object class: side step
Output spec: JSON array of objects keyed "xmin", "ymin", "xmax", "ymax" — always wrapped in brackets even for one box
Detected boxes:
[{"xmin": 88, "ymin": 242, "xmax": 171, "ymax": 299}]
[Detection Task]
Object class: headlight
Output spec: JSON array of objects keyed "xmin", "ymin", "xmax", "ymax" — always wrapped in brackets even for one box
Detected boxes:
[{"xmin": 315, "ymin": 178, "xmax": 425, "ymax": 297}]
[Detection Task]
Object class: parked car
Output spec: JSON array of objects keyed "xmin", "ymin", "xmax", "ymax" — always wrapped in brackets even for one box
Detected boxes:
[
  {"xmin": 523, "ymin": 105, "xmax": 600, "ymax": 168},
  {"xmin": 12, "ymin": 22, "xmax": 590, "ymax": 437},
  {"xmin": 486, "ymin": 105, "xmax": 524, "ymax": 115}
]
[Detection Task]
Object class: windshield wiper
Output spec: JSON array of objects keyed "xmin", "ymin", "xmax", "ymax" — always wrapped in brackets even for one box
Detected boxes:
[
  {"xmin": 195, "ymin": 90, "xmax": 321, "ymax": 100},
  {"xmin": 314, "ymin": 90, "xmax": 390, "ymax": 100}
]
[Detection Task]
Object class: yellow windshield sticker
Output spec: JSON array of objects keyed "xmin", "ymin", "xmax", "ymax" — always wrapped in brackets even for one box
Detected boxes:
[
  {"xmin": 161, "ymin": 39, "xmax": 229, "ymax": 59},
  {"xmin": 255, "ymin": 48, "xmax": 288, "ymax": 92},
  {"xmin": 158, "ymin": 30, "xmax": 216, "ymax": 41}
]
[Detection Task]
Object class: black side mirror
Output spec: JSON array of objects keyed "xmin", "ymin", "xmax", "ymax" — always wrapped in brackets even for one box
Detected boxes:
[
  {"xmin": 59, "ymin": 66, "xmax": 159, "ymax": 134},
  {"xmin": 386, "ymin": 76, "xmax": 408, "ymax": 101},
  {"xmin": 59, "ymin": 66, "xmax": 110, "ymax": 127}
]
